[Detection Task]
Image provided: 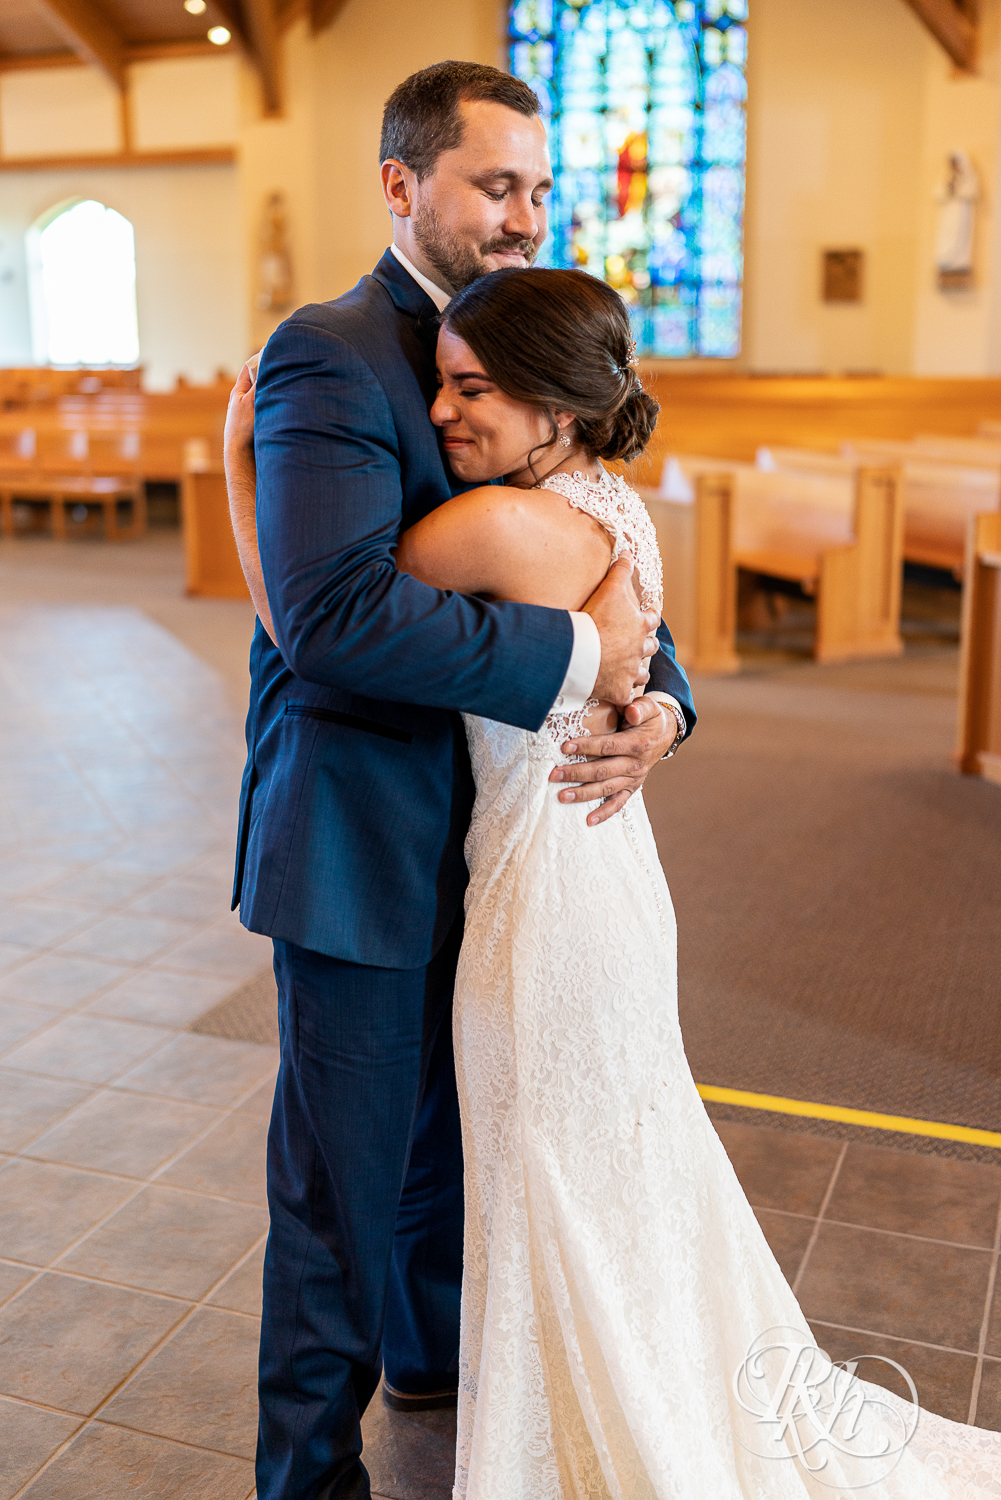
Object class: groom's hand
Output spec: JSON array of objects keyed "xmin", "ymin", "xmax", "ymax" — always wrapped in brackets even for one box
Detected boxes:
[
  {"xmin": 549, "ymin": 696, "xmax": 676, "ymax": 826},
  {"xmin": 584, "ymin": 554, "xmax": 661, "ymax": 708}
]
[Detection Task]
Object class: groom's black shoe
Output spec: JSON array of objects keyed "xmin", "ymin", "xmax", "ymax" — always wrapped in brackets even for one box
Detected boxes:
[{"xmin": 382, "ymin": 1382, "xmax": 459, "ymax": 1412}]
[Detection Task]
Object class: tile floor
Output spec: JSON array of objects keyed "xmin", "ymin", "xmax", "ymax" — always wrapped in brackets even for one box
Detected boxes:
[
  {"xmin": 1, "ymin": 538, "xmax": 999, "ymax": 1499},
  {"xmin": 715, "ymin": 1120, "xmax": 1001, "ymax": 1430},
  {"xmin": 0, "ymin": 599, "xmax": 275, "ymax": 1498}
]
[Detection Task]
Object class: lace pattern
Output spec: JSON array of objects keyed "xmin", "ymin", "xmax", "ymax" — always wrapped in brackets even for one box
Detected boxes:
[
  {"xmin": 452, "ymin": 472, "xmax": 1001, "ymax": 1500},
  {"xmin": 534, "ymin": 466, "xmax": 664, "ymax": 615},
  {"xmin": 528, "ymin": 698, "xmax": 599, "ymax": 763}
]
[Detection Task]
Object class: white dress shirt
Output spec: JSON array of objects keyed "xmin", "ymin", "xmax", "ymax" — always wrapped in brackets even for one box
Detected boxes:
[{"xmin": 389, "ymin": 243, "xmax": 683, "ymax": 731}]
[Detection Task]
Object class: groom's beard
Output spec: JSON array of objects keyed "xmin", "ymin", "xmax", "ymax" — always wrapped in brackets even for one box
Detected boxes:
[{"xmin": 413, "ymin": 202, "xmax": 537, "ymax": 291}]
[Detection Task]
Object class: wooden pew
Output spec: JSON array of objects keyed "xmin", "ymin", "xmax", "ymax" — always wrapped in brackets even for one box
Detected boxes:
[
  {"xmin": 667, "ymin": 456, "xmax": 904, "ymax": 664},
  {"xmin": 181, "ymin": 463, "xmax": 250, "ymax": 599},
  {"xmin": 829, "ymin": 439, "xmax": 1000, "ymax": 575},
  {"xmin": 0, "ymin": 408, "xmax": 224, "ymax": 489},
  {"xmin": 956, "ymin": 512, "xmax": 1001, "ymax": 785},
  {"xmin": 0, "ymin": 423, "xmax": 146, "ymax": 541},
  {"xmin": 639, "ymin": 471, "xmax": 739, "ymax": 675},
  {"xmin": 0, "ymin": 366, "xmax": 142, "ymax": 410},
  {"xmin": 626, "ymin": 373, "xmax": 1001, "ymax": 483}
]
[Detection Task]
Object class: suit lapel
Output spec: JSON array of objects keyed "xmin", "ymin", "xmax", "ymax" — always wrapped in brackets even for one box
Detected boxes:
[
  {"xmin": 372, "ymin": 248, "xmax": 440, "ymax": 323},
  {"xmin": 370, "ymin": 248, "xmax": 471, "ymax": 500}
]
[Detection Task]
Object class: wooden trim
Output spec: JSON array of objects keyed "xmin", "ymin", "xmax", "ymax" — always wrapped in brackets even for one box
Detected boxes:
[
  {"xmin": 956, "ymin": 511, "xmax": 1001, "ymax": 774},
  {"xmin": 126, "ymin": 39, "xmax": 240, "ymax": 62},
  {"xmin": 0, "ymin": 146, "xmax": 236, "ymax": 171},
  {"xmin": 0, "ymin": 50, "xmax": 80, "ymax": 72},
  {"xmin": 119, "ymin": 79, "xmax": 132, "ymax": 154},
  {"xmin": 900, "ymin": 0, "xmax": 976, "ymax": 71},
  {"xmin": 182, "ymin": 468, "xmax": 252, "ymax": 599},
  {"xmin": 979, "ymin": 750, "xmax": 1001, "ymax": 785},
  {"xmin": 35, "ymin": 0, "xmax": 126, "ymax": 88},
  {"xmin": 0, "ymin": 40, "xmax": 239, "ymax": 73},
  {"xmin": 693, "ymin": 473, "xmax": 740, "ymax": 673}
]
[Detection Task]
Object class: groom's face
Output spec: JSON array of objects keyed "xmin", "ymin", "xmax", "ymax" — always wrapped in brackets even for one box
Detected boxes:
[{"xmin": 411, "ymin": 100, "xmax": 552, "ymax": 292}]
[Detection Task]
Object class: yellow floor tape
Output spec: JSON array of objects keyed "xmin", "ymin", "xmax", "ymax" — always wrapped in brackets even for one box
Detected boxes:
[{"xmin": 697, "ymin": 1084, "xmax": 1001, "ymax": 1150}]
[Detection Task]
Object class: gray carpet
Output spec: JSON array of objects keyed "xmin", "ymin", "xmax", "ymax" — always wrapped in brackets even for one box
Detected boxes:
[
  {"xmin": 646, "ymin": 645, "xmax": 1001, "ymax": 1162},
  {"xmin": 190, "ymin": 966, "xmax": 279, "ymax": 1046}
]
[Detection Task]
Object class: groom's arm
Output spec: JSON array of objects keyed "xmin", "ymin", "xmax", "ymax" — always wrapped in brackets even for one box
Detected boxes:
[
  {"xmin": 254, "ymin": 316, "xmax": 574, "ymax": 732},
  {"xmin": 647, "ymin": 623, "xmax": 696, "ymax": 740}
]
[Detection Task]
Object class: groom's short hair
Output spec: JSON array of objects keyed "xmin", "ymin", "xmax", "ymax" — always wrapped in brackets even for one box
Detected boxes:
[{"xmin": 381, "ymin": 61, "xmax": 541, "ymax": 182}]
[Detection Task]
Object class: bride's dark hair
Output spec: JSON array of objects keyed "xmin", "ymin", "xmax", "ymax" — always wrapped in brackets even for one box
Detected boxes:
[{"xmin": 442, "ymin": 267, "xmax": 660, "ymax": 464}]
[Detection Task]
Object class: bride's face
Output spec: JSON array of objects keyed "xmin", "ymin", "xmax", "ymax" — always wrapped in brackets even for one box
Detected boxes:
[{"xmin": 432, "ymin": 327, "xmax": 571, "ymax": 485}]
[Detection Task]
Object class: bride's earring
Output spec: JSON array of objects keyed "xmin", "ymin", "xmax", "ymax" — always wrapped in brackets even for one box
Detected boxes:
[{"xmin": 558, "ymin": 431, "xmax": 572, "ymax": 448}]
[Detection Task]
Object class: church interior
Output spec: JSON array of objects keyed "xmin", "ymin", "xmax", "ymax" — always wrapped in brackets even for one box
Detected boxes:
[{"xmin": 2, "ymin": 0, "xmax": 1001, "ymax": 1494}]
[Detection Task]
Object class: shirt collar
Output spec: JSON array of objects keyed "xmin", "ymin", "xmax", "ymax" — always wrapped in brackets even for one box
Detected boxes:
[{"xmin": 390, "ymin": 243, "xmax": 452, "ymax": 313}]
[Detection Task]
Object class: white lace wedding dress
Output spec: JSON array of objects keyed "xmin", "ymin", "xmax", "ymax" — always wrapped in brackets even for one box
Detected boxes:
[{"xmin": 451, "ymin": 468, "xmax": 1001, "ymax": 1500}]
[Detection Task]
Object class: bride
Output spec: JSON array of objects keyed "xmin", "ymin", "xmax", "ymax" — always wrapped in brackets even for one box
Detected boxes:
[
  {"xmin": 230, "ymin": 265, "xmax": 999, "ymax": 1498},
  {"xmin": 390, "ymin": 267, "xmax": 1000, "ymax": 1500}
]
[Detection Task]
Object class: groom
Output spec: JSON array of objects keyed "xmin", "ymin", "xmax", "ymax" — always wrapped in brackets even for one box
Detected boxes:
[{"xmin": 228, "ymin": 60, "xmax": 696, "ymax": 1500}]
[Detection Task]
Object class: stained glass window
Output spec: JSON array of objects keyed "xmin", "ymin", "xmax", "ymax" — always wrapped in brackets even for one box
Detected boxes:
[{"xmin": 509, "ymin": 0, "xmax": 747, "ymax": 359}]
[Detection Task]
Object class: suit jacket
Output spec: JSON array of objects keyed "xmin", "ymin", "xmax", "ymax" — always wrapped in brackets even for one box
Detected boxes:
[{"xmin": 233, "ymin": 249, "xmax": 696, "ymax": 969}]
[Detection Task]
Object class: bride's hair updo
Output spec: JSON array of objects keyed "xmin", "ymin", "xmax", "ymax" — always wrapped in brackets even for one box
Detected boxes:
[{"xmin": 442, "ymin": 268, "xmax": 660, "ymax": 464}]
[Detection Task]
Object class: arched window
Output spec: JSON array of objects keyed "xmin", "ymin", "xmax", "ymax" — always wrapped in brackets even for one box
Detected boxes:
[
  {"xmin": 509, "ymin": 0, "xmax": 747, "ymax": 359},
  {"xmin": 28, "ymin": 199, "xmax": 140, "ymax": 367}
]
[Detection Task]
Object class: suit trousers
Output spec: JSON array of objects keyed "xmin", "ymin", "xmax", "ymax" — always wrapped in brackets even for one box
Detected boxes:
[{"xmin": 256, "ymin": 916, "xmax": 465, "ymax": 1500}]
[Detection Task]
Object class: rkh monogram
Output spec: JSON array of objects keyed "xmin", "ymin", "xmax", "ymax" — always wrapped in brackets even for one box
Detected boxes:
[{"xmin": 732, "ymin": 1326, "xmax": 920, "ymax": 1489}]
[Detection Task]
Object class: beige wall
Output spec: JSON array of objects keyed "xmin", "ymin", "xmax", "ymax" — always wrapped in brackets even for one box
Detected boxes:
[
  {"xmin": 4, "ymin": 0, "xmax": 1001, "ymax": 380},
  {"xmin": 0, "ymin": 52, "xmax": 246, "ymax": 387},
  {"xmin": 743, "ymin": 0, "xmax": 926, "ymax": 374},
  {"xmin": 911, "ymin": 0, "xmax": 1001, "ymax": 374},
  {"xmin": 0, "ymin": 164, "xmax": 245, "ymax": 388},
  {"xmin": 744, "ymin": 0, "xmax": 1001, "ymax": 376}
]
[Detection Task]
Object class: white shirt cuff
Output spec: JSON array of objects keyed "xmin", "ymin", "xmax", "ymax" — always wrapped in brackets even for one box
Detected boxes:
[{"xmin": 552, "ymin": 612, "xmax": 600, "ymax": 713}]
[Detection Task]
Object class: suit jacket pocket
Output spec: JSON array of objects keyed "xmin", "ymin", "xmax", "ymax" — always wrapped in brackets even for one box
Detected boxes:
[{"xmin": 284, "ymin": 703, "xmax": 413, "ymax": 744}]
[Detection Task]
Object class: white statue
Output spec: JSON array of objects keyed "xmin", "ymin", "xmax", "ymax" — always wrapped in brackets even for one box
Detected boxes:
[{"xmin": 935, "ymin": 151, "xmax": 978, "ymax": 284}]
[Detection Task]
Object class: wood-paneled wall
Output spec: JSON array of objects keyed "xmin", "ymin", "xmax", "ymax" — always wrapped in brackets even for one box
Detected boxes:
[{"xmin": 624, "ymin": 374, "xmax": 1001, "ymax": 487}]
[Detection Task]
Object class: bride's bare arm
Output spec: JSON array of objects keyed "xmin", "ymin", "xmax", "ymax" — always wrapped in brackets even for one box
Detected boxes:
[
  {"xmin": 397, "ymin": 486, "xmax": 625, "ymax": 736},
  {"xmin": 225, "ymin": 361, "xmax": 276, "ymax": 642},
  {"xmin": 395, "ymin": 485, "xmax": 615, "ymax": 611}
]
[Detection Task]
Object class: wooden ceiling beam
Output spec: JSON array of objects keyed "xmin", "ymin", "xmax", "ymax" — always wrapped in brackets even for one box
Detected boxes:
[
  {"xmin": 901, "ymin": 0, "xmax": 977, "ymax": 71},
  {"xmin": 242, "ymin": 0, "xmax": 282, "ymax": 114},
  {"xmin": 208, "ymin": 0, "xmax": 251, "ymax": 50},
  {"xmin": 310, "ymin": 0, "xmax": 349, "ymax": 33},
  {"xmin": 34, "ymin": 0, "xmax": 126, "ymax": 88}
]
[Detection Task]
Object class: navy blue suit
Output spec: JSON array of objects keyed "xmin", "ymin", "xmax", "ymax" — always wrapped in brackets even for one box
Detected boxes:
[{"xmin": 236, "ymin": 249, "xmax": 695, "ymax": 1499}]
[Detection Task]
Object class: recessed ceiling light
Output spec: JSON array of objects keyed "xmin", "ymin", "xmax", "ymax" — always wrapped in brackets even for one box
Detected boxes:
[
  {"xmin": 184, "ymin": 0, "xmax": 206, "ymax": 13},
  {"xmin": 207, "ymin": 25, "xmax": 231, "ymax": 43}
]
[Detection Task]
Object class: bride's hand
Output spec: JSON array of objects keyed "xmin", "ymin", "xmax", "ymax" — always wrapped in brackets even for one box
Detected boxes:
[
  {"xmin": 224, "ymin": 358, "xmax": 259, "ymax": 460},
  {"xmin": 549, "ymin": 696, "xmax": 676, "ymax": 827}
]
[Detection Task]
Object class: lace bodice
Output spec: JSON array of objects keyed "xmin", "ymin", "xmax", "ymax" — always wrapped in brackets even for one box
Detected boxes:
[{"xmin": 534, "ymin": 467, "xmax": 664, "ymax": 615}]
